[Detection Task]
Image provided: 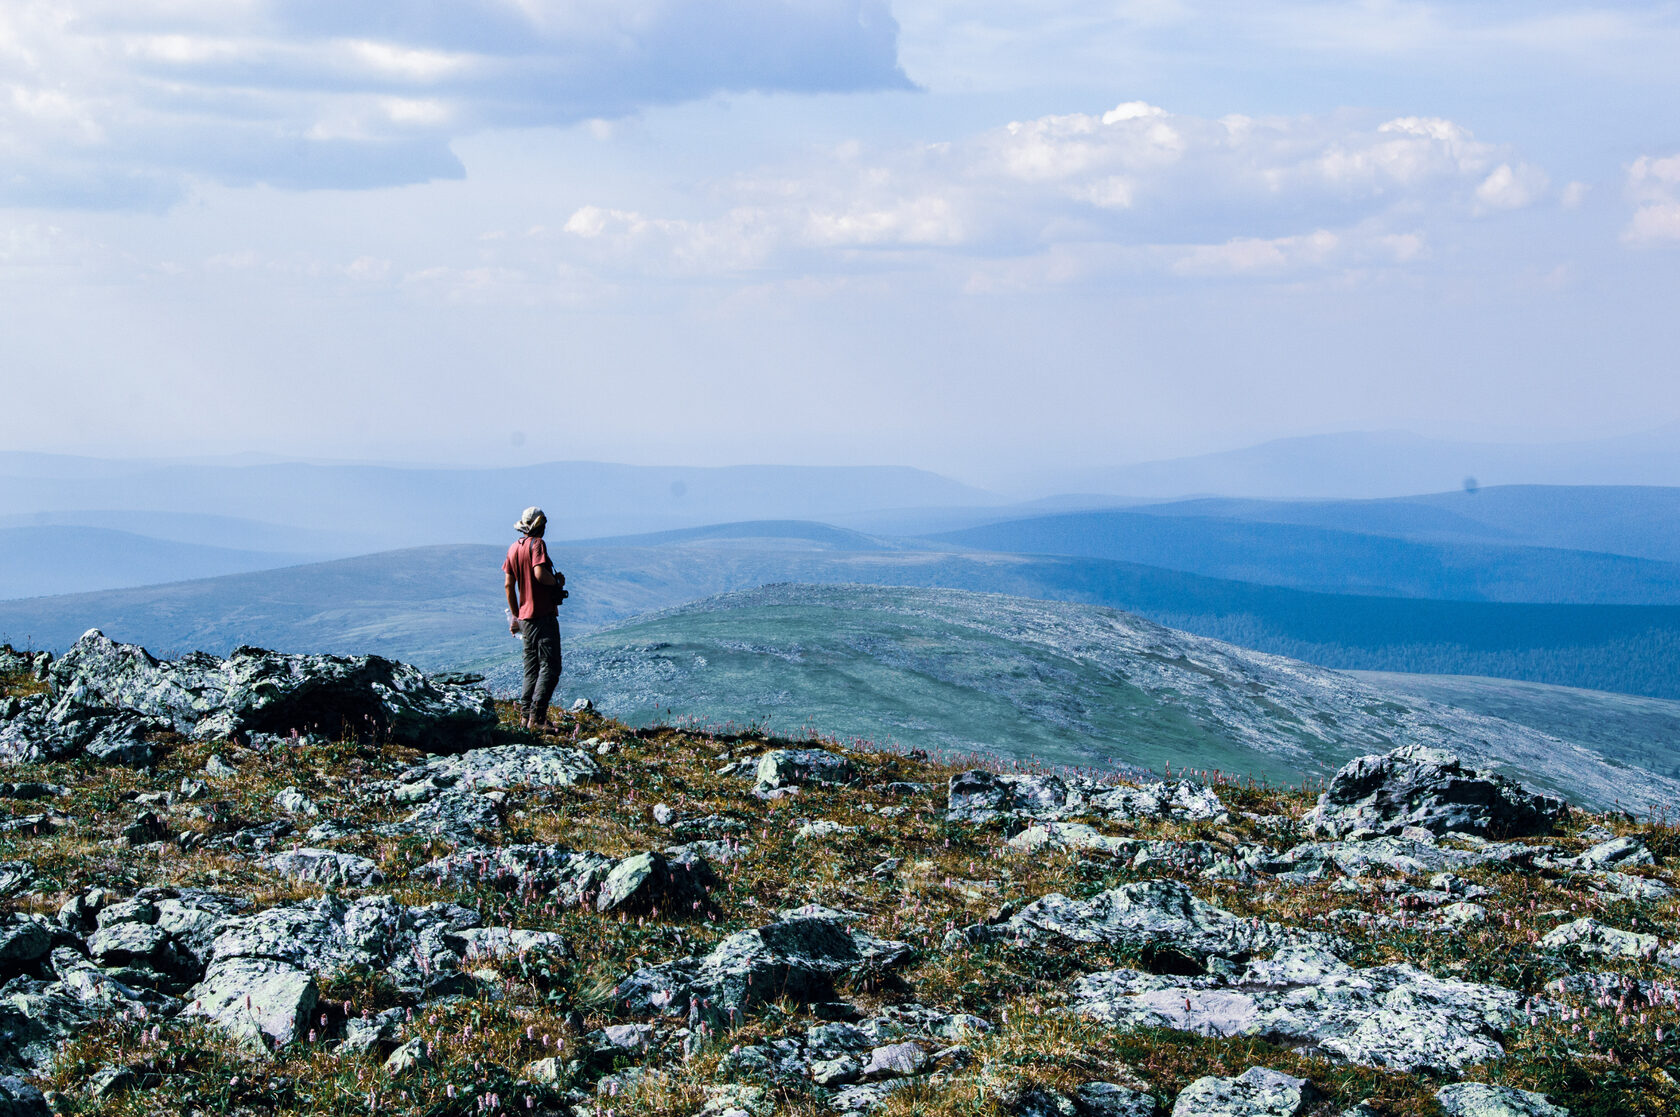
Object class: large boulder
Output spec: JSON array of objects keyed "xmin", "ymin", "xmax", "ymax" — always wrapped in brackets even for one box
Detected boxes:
[
  {"xmin": 615, "ymin": 904, "xmax": 912, "ymax": 1031},
  {"xmin": 1069, "ymin": 945, "xmax": 1537, "ymax": 1072},
  {"xmin": 1436, "ymin": 1083, "xmax": 1569, "ymax": 1117},
  {"xmin": 1304, "ymin": 746, "xmax": 1566, "ymax": 839},
  {"xmin": 949, "ymin": 879, "xmax": 1341, "ymax": 969},
  {"xmin": 0, "ymin": 631, "xmax": 497, "ymax": 762},
  {"xmin": 388, "ymin": 744, "xmax": 601, "ymax": 801},
  {"xmin": 1171, "ymin": 1067, "xmax": 1315, "ymax": 1117},
  {"xmin": 753, "ymin": 749, "xmax": 856, "ymax": 793}
]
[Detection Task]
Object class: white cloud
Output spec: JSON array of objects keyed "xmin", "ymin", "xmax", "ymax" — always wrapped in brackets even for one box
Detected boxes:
[
  {"xmin": 548, "ymin": 100, "xmax": 1542, "ymax": 283},
  {"xmin": 1475, "ymin": 162, "xmax": 1550, "ymax": 211},
  {"xmin": 0, "ymin": 0, "xmax": 909, "ymax": 206},
  {"xmin": 1624, "ymin": 153, "xmax": 1680, "ymax": 245}
]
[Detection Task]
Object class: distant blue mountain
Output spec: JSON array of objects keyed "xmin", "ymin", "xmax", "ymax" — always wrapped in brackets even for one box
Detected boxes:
[
  {"xmin": 3, "ymin": 531, "xmax": 1679, "ymax": 700},
  {"xmin": 0, "ymin": 526, "xmax": 328, "ymax": 601},
  {"xmin": 1131, "ymin": 485, "xmax": 1680, "ymax": 565},
  {"xmin": 936, "ymin": 505, "xmax": 1680, "ymax": 605}
]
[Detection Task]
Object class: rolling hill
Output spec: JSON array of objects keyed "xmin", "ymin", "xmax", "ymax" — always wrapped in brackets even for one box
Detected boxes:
[
  {"xmin": 544, "ymin": 583, "xmax": 1680, "ymax": 812},
  {"xmin": 3, "ymin": 523, "xmax": 1680, "ymax": 700}
]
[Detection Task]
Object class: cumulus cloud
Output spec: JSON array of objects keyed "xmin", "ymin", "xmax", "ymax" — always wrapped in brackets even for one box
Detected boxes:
[
  {"xmin": 547, "ymin": 101, "xmax": 1543, "ymax": 282},
  {"xmin": 0, "ymin": 0, "xmax": 909, "ymax": 206},
  {"xmin": 1623, "ymin": 153, "xmax": 1680, "ymax": 245}
]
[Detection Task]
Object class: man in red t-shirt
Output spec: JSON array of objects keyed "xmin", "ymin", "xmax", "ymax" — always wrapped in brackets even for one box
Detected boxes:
[{"xmin": 503, "ymin": 506, "xmax": 565, "ymax": 730}]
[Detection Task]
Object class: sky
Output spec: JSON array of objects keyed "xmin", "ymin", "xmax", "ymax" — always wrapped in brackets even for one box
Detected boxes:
[{"xmin": 2, "ymin": 0, "xmax": 1678, "ymax": 487}]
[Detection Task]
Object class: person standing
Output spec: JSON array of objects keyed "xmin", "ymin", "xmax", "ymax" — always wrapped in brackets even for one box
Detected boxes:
[{"xmin": 503, "ymin": 506, "xmax": 565, "ymax": 730}]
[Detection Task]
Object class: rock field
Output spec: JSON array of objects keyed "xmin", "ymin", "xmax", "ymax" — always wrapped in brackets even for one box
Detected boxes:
[{"xmin": 0, "ymin": 634, "xmax": 1677, "ymax": 1116}]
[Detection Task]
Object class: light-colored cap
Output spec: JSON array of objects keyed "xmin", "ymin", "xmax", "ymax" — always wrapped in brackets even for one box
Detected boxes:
[{"xmin": 514, "ymin": 506, "xmax": 547, "ymax": 534}]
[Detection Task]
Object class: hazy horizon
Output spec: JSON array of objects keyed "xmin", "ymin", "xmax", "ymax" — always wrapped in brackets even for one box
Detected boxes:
[{"xmin": 3, "ymin": 2, "xmax": 1677, "ymax": 481}]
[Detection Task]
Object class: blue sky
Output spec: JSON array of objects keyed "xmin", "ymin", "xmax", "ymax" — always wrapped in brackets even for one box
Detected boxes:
[{"xmin": 1, "ymin": 1, "xmax": 1677, "ymax": 485}]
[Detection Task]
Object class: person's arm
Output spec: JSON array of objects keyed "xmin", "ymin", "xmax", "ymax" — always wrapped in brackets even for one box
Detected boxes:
[
  {"xmin": 534, "ymin": 562, "xmax": 558, "ymax": 587},
  {"xmin": 504, "ymin": 572, "xmax": 520, "ymax": 632}
]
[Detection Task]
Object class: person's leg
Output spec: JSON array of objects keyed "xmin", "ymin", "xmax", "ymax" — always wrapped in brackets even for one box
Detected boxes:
[
  {"xmin": 519, "ymin": 619, "xmax": 541, "ymax": 726},
  {"xmin": 531, "ymin": 617, "xmax": 562, "ymax": 726}
]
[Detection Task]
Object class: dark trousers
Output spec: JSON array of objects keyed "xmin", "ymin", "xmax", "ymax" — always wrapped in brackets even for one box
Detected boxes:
[{"xmin": 519, "ymin": 616, "xmax": 562, "ymax": 724}]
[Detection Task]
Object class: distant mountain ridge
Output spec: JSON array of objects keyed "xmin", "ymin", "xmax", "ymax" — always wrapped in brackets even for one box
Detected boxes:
[
  {"xmin": 936, "ymin": 505, "xmax": 1680, "ymax": 604},
  {"xmin": 3, "ymin": 527, "xmax": 1679, "ymax": 699}
]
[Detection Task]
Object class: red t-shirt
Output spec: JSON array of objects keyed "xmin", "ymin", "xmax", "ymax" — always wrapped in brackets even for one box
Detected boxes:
[{"xmin": 503, "ymin": 536, "xmax": 558, "ymax": 619}]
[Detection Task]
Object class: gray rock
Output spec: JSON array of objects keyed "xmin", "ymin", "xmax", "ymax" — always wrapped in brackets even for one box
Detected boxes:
[
  {"xmin": 1573, "ymin": 835, "xmax": 1654, "ymax": 870},
  {"xmin": 17, "ymin": 631, "xmax": 497, "ymax": 757},
  {"xmin": 205, "ymin": 755, "xmax": 239, "ymax": 778},
  {"xmin": 597, "ymin": 851, "xmax": 717, "ymax": 915},
  {"xmin": 1538, "ymin": 917, "xmax": 1661, "ymax": 961},
  {"xmin": 392, "ymin": 789, "xmax": 501, "ymax": 843},
  {"xmin": 948, "ymin": 769, "xmax": 1078, "ymax": 822},
  {"xmin": 1090, "ymin": 781, "xmax": 1229, "ymax": 824},
  {"xmin": 615, "ymin": 904, "xmax": 913, "ymax": 1031},
  {"xmin": 86, "ymin": 921, "xmax": 184, "ymax": 973},
  {"xmin": 811, "ymin": 1055, "xmax": 862, "ymax": 1086},
  {"xmin": 85, "ymin": 1064, "xmax": 137, "ymax": 1100},
  {"xmin": 338, "ymin": 1008, "xmax": 404, "ymax": 1057},
  {"xmin": 273, "ymin": 787, "xmax": 320, "ymax": 816},
  {"xmin": 1069, "ymin": 944, "xmax": 1535, "ymax": 1072},
  {"xmin": 1305, "ymin": 745, "xmax": 1566, "ymax": 839},
  {"xmin": 263, "ymin": 848, "xmax": 385, "ymax": 888},
  {"xmin": 1171, "ymin": 1067, "xmax": 1315, "ymax": 1117},
  {"xmin": 1588, "ymin": 871, "xmax": 1674, "ymax": 902},
  {"xmin": 183, "ymin": 956, "xmax": 318, "ymax": 1050},
  {"xmin": 754, "ymin": 748, "xmax": 856, "ymax": 793},
  {"xmin": 1436, "ymin": 1082, "xmax": 1570, "ymax": 1117},
  {"xmin": 0, "ymin": 864, "xmax": 33, "ymax": 900},
  {"xmin": 0, "ymin": 916, "xmax": 51, "ymax": 965},
  {"xmin": 1008, "ymin": 823, "xmax": 1139, "ymax": 857},
  {"xmin": 0, "ymin": 1076, "xmax": 49, "ymax": 1117},
  {"xmin": 951, "ymin": 879, "xmax": 1340, "ymax": 967},
  {"xmin": 389, "ymin": 744, "xmax": 601, "ymax": 800},
  {"xmin": 197, "ymin": 894, "xmax": 480, "ymax": 1003},
  {"xmin": 452, "ymin": 927, "xmax": 567, "ymax": 963},
  {"xmin": 414, "ymin": 844, "xmax": 615, "ymax": 902},
  {"xmin": 383, "ymin": 1037, "xmax": 430, "ymax": 1075},
  {"xmin": 861, "ymin": 1041, "xmax": 925, "ymax": 1079},
  {"xmin": 1076, "ymin": 1082, "xmax": 1157, "ymax": 1117}
]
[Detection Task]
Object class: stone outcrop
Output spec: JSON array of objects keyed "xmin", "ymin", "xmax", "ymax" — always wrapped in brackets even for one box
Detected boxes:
[
  {"xmin": 949, "ymin": 879, "xmax": 1341, "ymax": 968},
  {"xmin": 615, "ymin": 904, "xmax": 913, "ymax": 1031},
  {"xmin": 0, "ymin": 631, "xmax": 497, "ymax": 763},
  {"xmin": 1304, "ymin": 745, "xmax": 1566, "ymax": 839},
  {"xmin": 1171, "ymin": 1067, "xmax": 1315, "ymax": 1117},
  {"xmin": 1068, "ymin": 945, "xmax": 1540, "ymax": 1072},
  {"xmin": 1436, "ymin": 1082, "xmax": 1570, "ymax": 1117},
  {"xmin": 948, "ymin": 770, "xmax": 1228, "ymax": 826}
]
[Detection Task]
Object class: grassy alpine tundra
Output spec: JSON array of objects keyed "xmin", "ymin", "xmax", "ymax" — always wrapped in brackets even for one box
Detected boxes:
[{"xmin": 0, "ymin": 634, "xmax": 1678, "ymax": 1116}]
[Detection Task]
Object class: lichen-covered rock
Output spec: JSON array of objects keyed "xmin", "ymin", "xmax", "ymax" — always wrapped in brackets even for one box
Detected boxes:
[
  {"xmin": 615, "ymin": 904, "xmax": 913, "ymax": 1031},
  {"xmin": 2, "ymin": 631, "xmax": 498, "ymax": 762},
  {"xmin": 596, "ymin": 851, "xmax": 717, "ymax": 915},
  {"xmin": 413, "ymin": 844, "xmax": 616, "ymax": 901},
  {"xmin": 0, "ymin": 1074, "xmax": 51, "ymax": 1117},
  {"xmin": 0, "ymin": 915, "xmax": 51, "ymax": 965},
  {"xmin": 1436, "ymin": 1082, "xmax": 1570, "ymax": 1117},
  {"xmin": 388, "ymin": 744, "xmax": 601, "ymax": 801},
  {"xmin": 1069, "ymin": 945, "xmax": 1538, "ymax": 1072},
  {"xmin": 949, "ymin": 879, "xmax": 1341, "ymax": 968},
  {"xmin": 390, "ymin": 789, "xmax": 501, "ymax": 844},
  {"xmin": 1172, "ymin": 1067, "xmax": 1315, "ymax": 1117},
  {"xmin": 1572, "ymin": 835, "xmax": 1654, "ymax": 871},
  {"xmin": 263, "ymin": 848, "xmax": 385, "ymax": 888},
  {"xmin": 1090, "ymin": 781, "xmax": 1229, "ymax": 824},
  {"xmin": 1305, "ymin": 746, "xmax": 1566, "ymax": 839},
  {"xmin": 947, "ymin": 770, "xmax": 1079, "ymax": 822},
  {"xmin": 1007, "ymin": 823, "xmax": 1139, "ymax": 857},
  {"xmin": 183, "ymin": 957, "xmax": 318, "ymax": 1051},
  {"xmin": 753, "ymin": 749, "xmax": 856, "ymax": 793},
  {"xmin": 1538, "ymin": 917, "xmax": 1663, "ymax": 961}
]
